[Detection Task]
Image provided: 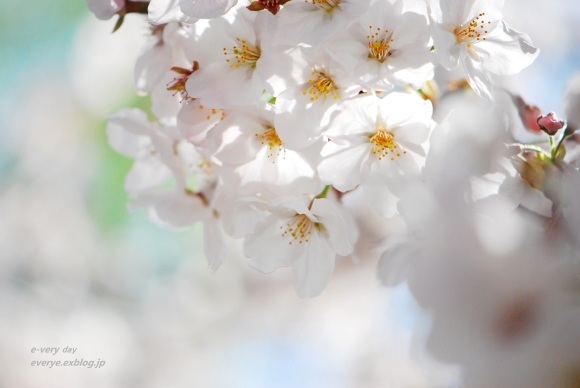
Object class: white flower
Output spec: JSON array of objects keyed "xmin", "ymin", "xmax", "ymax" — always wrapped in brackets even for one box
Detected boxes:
[
  {"xmin": 243, "ymin": 196, "xmax": 357, "ymax": 297},
  {"xmin": 185, "ymin": 10, "xmax": 280, "ymax": 108},
  {"xmin": 428, "ymin": 0, "xmax": 539, "ymax": 98},
  {"xmin": 107, "ymin": 109, "xmax": 227, "ymax": 269},
  {"xmin": 86, "ymin": 0, "xmax": 125, "ymax": 20},
  {"xmin": 274, "ymin": 47, "xmax": 363, "ymax": 149},
  {"xmin": 135, "ymin": 24, "xmax": 179, "ymax": 97},
  {"xmin": 318, "ymin": 92, "xmax": 433, "ymax": 216},
  {"xmin": 330, "ymin": 0, "xmax": 434, "ymax": 91},
  {"xmin": 107, "ymin": 109, "xmax": 182, "ymax": 195},
  {"xmin": 208, "ymin": 105, "xmax": 322, "ymax": 195}
]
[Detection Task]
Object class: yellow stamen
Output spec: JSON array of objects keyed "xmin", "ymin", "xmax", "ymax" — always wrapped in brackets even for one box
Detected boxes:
[
  {"xmin": 370, "ymin": 127, "xmax": 406, "ymax": 161},
  {"xmin": 255, "ymin": 126, "xmax": 285, "ymax": 161},
  {"xmin": 454, "ymin": 13, "xmax": 491, "ymax": 44},
  {"xmin": 303, "ymin": 70, "xmax": 340, "ymax": 102},
  {"xmin": 367, "ymin": 25, "xmax": 394, "ymax": 63},
  {"xmin": 280, "ymin": 214, "xmax": 318, "ymax": 245},
  {"xmin": 308, "ymin": 0, "xmax": 340, "ymax": 13},
  {"xmin": 223, "ymin": 38, "xmax": 261, "ymax": 69}
]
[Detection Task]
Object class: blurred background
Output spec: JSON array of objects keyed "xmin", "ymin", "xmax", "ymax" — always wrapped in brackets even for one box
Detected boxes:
[{"xmin": 0, "ymin": 1, "xmax": 577, "ymax": 387}]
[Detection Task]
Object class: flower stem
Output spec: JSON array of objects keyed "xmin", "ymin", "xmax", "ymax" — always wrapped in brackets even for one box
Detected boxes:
[
  {"xmin": 316, "ymin": 185, "xmax": 332, "ymax": 199},
  {"xmin": 553, "ymin": 123, "xmax": 570, "ymax": 159}
]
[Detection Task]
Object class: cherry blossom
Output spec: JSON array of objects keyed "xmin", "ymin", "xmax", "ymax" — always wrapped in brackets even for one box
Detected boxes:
[
  {"xmin": 85, "ymin": 4, "xmax": 580, "ymax": 381},
  {"xmin": 207, "ymin": 105, "xmax": 323, "ymax": 195},
  {"xmin": 107, "ymin": 109, "xmax": 227, "ymax": 269},
  {"xmin": 274, "ymin": 47, "xmax": 363, "ymax": 149},
  {"xmin": 428, "ymin": 0, "xmax": 539, "ymax": 98},
  {"xmin": 244, "ymin": 195, "xmax": 358, "ymax": 297},
  {"xmin": 330, "ymin": 0, "xmax": 434, "ymax": 91},
  {"xmin": 184, "ymin": 10, "xmax": 280, "ymax": 109},
  {"xmin": 318, "ymin": 92, "xmax": 433, "ymax": 216}
]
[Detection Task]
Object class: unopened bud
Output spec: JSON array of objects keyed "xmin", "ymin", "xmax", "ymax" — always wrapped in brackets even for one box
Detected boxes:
[{"xmin": 537, "ymin": 112, "xmax": 566, "ymax": 136}]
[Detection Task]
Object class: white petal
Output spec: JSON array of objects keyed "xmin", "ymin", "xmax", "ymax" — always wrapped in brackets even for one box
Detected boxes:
[
  {"xmin": 133, "ymin": 189, "xmax": 206, "ymax": 228},
  {"xmin": 291, "ymin": 233, "xmax": 335, "ymax": 298},
  {"xmin": 106, "ymin": 114, "xmax": 151, "ymax": 158},
  {"xmin": 318, "ymin": 141, "xmax": 370, "ymax": 192},
  {"xmin": 244, "ymin": 214, "xmax": 305, "ymax": 273},
  {"xmin": 179, "ymin": 0, "xmax": 237, "ymax": 18},
  {"xmin": 218, "ymin": 195, "xmax": 269, "ymax": 238},
  {"xmin": 134, "ymin": 43, "xmax": 172, "ymax": 95},
  {"xmin": 107, "ymin": 109, "xmax": 157, "ymax": 138},
  {"xmin": 210, "ymin": 115, "xmax": 261, "ymax": 165},
  {"xmin": 125, "ymin": 158, "xmax": 172, "ymax": 195},
  {"xmin": 440, "ymin": 0, "xmax": 471, "ymax": 26},
  {"xmin": 186, "ymin": 63, "xmax": 261, "ymax": 109},
  {"xmin": 431, "ymin": 24, "xmax": 461, "ymax": 70},
  {"xmin": 310, "ymin": 198, "xmax": 357, "ymax": 256},
  {"xmin": 461, "ymin": 53, "xmax": 494, "ymax": 99},
  {"xmin": 361, "ymin": 175, "xmax": 399, "ymax": 217},
  {"xmin": 149, "ymin": 0, "xmax": 197, "ymax": 24},
  {"xmin": 475, "ymin": 21, "xmax": 539, "ymax": 76}
]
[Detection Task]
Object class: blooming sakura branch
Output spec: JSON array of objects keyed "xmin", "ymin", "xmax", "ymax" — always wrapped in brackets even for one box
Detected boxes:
[{"xmin": 85, "ymin": 0, "xmax": 580, "ymax": 385}]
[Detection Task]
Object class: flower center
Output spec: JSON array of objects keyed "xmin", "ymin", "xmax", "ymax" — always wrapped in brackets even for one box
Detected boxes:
[
  {"xmin": 281, "ymin": 214, "xmax": 318, "ymax": 245},
  {"xmin": 310, "ymin": 0, "xmax": 340, "ymax": 12},
  {"xmin": 454, "ymin": 13, "xmax": 492, "ymax": 44},
  {"xmin": 370, "ymin": 128, "xmax": 406, "ymax": 161},
  {"xmin": 303, "ymin": 70, "xmax": 339, "ymax": 102},
  {"xmin": 255, "ymin": 126, "xmax": 285, "ymax": 161},
  {"xmin": 223, "ymin": 38, "xmax": 261, "ymax": 69},
  {"xmin": 167, "ymin": 61, "xmax": 199, "ymax": 100},
  {"xmin": 367, "ymin": 25, "xmax": 394, "ymax": 63}
]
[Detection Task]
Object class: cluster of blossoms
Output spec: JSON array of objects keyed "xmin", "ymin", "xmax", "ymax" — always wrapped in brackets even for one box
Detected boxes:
[{"xmin": 87, "ymin": 0, "xmax": 580, "ymax": 383}]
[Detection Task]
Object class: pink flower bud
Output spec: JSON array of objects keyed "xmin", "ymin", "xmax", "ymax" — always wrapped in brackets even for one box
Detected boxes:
[{"xmin": 537, "ymin": 112, "xmax": 566, "ymax": 136}]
